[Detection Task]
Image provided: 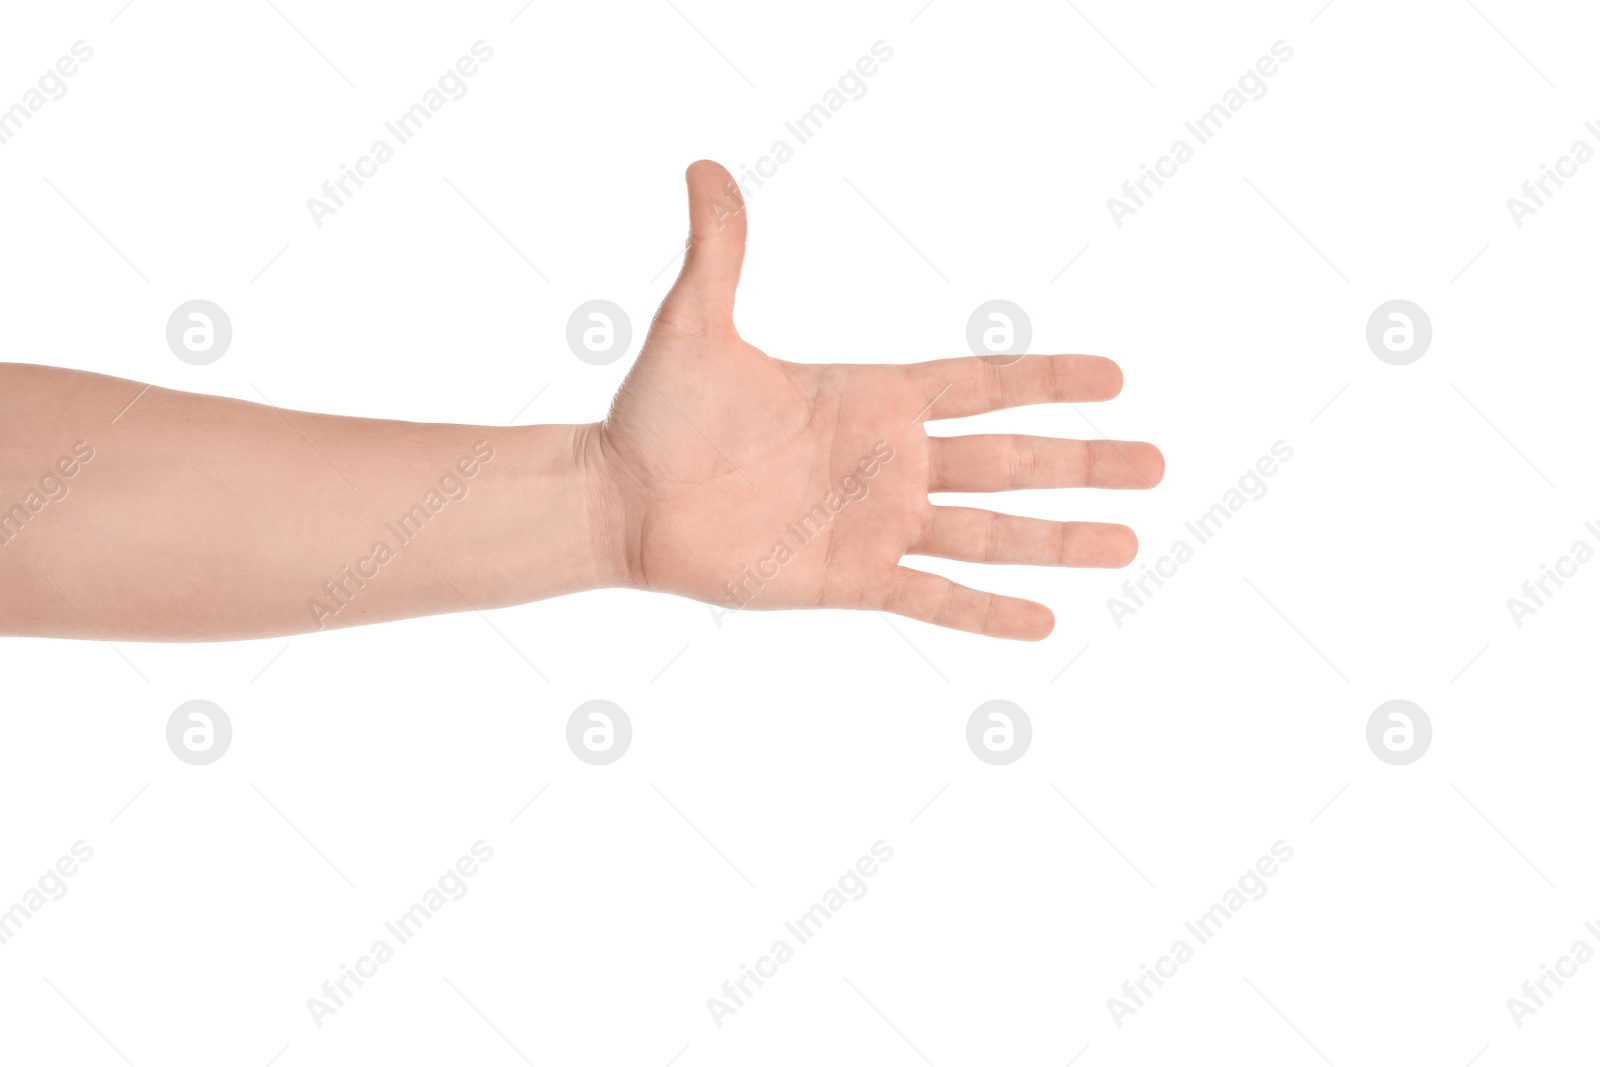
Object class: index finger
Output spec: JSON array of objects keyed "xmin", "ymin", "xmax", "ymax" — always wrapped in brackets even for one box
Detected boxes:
[{"xmin": 906, "ymin": 354, "xmax": 1123, "ymax": 421}]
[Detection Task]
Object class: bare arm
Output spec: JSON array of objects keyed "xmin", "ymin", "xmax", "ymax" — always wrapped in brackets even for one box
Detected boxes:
[
  {"xmin": 0, "ymin": 362, "xmax": 627, "ymax": 640},
  {"xmin": 1, "ymin": 161, "xmax": 1162, "ymax": 643}
]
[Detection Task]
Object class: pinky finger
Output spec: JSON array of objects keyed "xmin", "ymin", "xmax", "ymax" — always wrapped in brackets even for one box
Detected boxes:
[{"xmin": 875, "ymin": 566, "xmax": 1054, "ymax": 641}]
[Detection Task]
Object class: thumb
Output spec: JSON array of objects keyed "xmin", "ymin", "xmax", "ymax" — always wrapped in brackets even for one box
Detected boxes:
[{"xmin": 664, "ymin": 160, "xmax": 746, "ymax": 328}]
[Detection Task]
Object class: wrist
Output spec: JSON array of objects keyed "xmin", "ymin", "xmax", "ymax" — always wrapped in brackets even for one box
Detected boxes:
[
  {"xmin": 570, "ymin": 422, "xmax": 637, "ymax": 591},
  {"xmin": 467, "ymin": 423, "xmax": 632, "ymax": 604}
]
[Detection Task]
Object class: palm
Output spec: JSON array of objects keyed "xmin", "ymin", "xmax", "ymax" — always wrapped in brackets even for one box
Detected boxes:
[
  {"xmin": 604, "ymin": 331, "xmax": 932, "ymax": 610},
  {"xmin": 595, "ymin": 162, "xmax": 1163, "ymax": 640}
]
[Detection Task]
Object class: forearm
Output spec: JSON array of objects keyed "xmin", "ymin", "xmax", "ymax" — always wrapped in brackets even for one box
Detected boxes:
[{"xmin": 0, "ymin": 364, "xmax": 628, "ymax": 641}]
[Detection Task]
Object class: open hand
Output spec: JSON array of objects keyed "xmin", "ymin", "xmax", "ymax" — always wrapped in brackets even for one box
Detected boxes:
[{"xmin": 591, "ymin": 161, "xmax": 1164, "ymax": 640}]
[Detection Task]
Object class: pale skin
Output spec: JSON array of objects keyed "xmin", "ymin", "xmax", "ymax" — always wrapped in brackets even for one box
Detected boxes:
[{"xmin": 0, "ymin": 161, "xmax": 1163, "ymax": 643}]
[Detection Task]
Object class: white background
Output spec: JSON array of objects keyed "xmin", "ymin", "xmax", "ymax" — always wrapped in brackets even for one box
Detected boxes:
[{"xmin": 2, "ymin": 1, "xmax": 1598, "ymax": 1064}]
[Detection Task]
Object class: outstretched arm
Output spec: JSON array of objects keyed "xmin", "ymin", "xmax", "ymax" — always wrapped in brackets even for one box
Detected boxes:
[
  {"xmin": 0, "ymin": 361, "xmax": 626, "ymax": 641},
  {"xmin": 0, "ymin": 161, "xmax": 1162, "ymax": 643}
]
